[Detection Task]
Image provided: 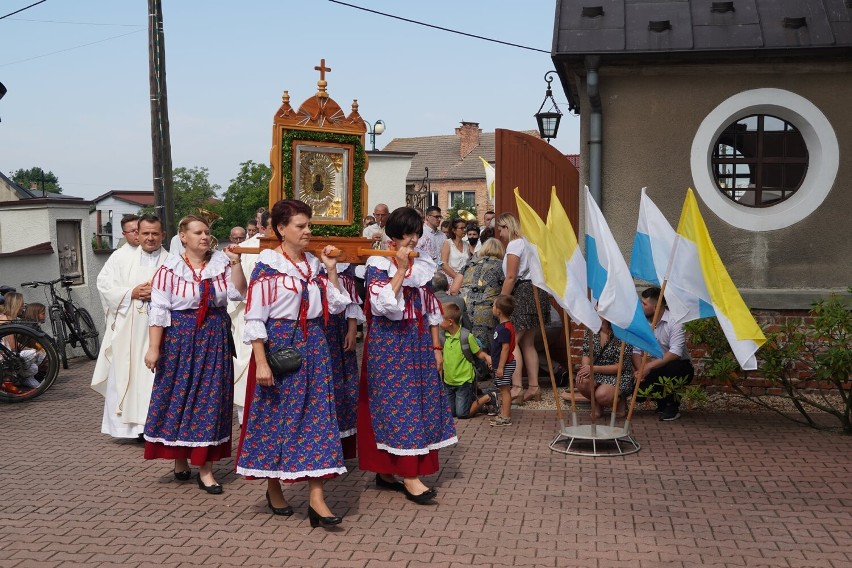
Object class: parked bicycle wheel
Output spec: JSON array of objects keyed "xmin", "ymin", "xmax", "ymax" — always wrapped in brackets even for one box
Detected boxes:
[
  {"xmin": 0, "ymin": 323, "xmax": 60, "ymax": 403},
  {"xmin": 70, "ymin": 307, "xmax": 99, "ymax": 360},
  {"xmin": 49, "ymin": 306, "xmax": 68, "ymax": 369}
]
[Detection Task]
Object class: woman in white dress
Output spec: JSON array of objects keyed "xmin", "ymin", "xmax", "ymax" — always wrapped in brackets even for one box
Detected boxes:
[{"xmin": 440, "ymin": 218, "xmax": 470, "ymax": 295}]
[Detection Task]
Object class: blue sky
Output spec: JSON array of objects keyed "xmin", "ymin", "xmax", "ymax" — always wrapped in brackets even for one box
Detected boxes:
[{"xmin": 0, "ymin": 0, "xmax": 579, "ymax": 200}]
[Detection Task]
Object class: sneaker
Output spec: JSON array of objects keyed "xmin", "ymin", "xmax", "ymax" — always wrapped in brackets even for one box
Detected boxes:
[
  {"xmin": 660, "ymin": 407, "xmax": 681, "ymax": 421},
  {"xmin": 485, "ymin": 391, "xmax": 500, "ymax": 416},
  {"xmin": 21, "ymin": 377, "xmax": 41, "ymax": 389},
  {"xmin": 490, "ymin": 415, "xmax": 512, "ymax": 427}
]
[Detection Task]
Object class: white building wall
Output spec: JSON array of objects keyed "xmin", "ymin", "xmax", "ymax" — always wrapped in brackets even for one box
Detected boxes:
[
  {"xmin": 0, "ymin": 208, "xmax": 49, "ymax": 253},
  {"xmin": 91, "ymin": 196, "xmax": 146, "ymax": 247},
  {"xmin": 0, "ymin": 201, "xmax": 108, "ymax": 360}
]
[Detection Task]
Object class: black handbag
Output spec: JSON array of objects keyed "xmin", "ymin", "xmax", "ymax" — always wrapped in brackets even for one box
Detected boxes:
[
  {"xmin": 265, "ymin": 345, "xmax": 302, "ymax": 375},
  {"xmin": 265, "ymin": 320, "xmax": 302, "ymax": 375}
]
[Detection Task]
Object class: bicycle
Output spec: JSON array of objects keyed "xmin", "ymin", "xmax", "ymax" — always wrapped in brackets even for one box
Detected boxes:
[
  {"xmin": 0, "ymin": 321, "xmax": 61, "ymax": 402},
  {"xmin": 21, "ymin": 277, "xmax": 100, "ymax": 369}
]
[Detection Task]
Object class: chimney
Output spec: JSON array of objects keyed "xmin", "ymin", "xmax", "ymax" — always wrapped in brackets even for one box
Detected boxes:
[
  {"xmin": 455, "ymin": 121, "xmax": 481, "ymax": 158},
  {"xmin": 30, "ymin": 182, "xmax": 38, "ymax": 190}
]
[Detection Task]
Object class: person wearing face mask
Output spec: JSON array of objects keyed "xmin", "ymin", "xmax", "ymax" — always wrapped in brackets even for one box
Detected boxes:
[{"xmin": 465, "ymin": 223, "xmax": 482, "ymax": 255}]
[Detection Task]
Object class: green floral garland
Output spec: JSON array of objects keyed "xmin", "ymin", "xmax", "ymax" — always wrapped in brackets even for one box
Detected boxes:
[{"xmin": 281, "ymin": 129, "xmax": 364, "ymax": 237}]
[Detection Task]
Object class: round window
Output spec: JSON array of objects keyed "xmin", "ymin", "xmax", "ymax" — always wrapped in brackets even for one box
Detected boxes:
[
  {"xmin": 690, "ymin": 89, "xmax": 839, "ymax": 231},
  {"xmin": 712, "ymin": 115, "xmax": 808, "ymax": 208}
]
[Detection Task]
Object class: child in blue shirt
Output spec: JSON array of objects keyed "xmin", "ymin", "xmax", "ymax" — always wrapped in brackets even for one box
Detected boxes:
[{"xmin": 489, "ymin": 295, "xmax": 516, "ymax": 426}]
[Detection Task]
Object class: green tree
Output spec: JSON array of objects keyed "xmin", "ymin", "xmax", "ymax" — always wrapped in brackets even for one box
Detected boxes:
[
  {"xmin": 212, "ymin": 160, "xmax": 271, "ymax": 240},
  {"xmin": 141, "ymin": 166, "xmax": 221, "ymax": 235},
  {"xmin": 12, "ymin": 166, "xmax": 62, "ymax": 193},
  {"xmin": 172, "ymin": 166, "xmax": 221, "ymax": 221}
]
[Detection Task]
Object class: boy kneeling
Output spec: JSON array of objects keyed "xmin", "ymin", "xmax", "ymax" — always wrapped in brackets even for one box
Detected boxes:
[{"xmin": 439, "ymin": 303, "xmax": 494, "ymax": 419}]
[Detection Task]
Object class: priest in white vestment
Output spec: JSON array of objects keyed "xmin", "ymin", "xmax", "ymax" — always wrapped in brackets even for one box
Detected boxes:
[
  {"xmin": 97, "ymin": 215, "xmax": 141, "ymax": 316},
  {"xmin": 92, "ymin": 215, "xmax": 168, "ymax": 438},
  {"xmin": 228, "ymin": 211, "xmax": 270, "ymax": 423}
]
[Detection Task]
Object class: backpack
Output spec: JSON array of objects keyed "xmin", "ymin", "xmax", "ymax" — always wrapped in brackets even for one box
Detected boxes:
[{"xmin": 439, "ymin": 328, "xmax": 491, "ymax": 385}]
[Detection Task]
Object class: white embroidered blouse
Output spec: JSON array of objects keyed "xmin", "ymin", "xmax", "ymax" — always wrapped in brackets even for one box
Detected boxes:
[
  {"xmin": 243, "ymin": 249, "xmax": 351, "ymax": 343},
  {"xmin": 320, "ymin": 262, "xmax": 366, "ymax": 323},
  {"xmin": 366, "ymin": 255, "xmax": 443, "ymax": 327},
  {"xmin": 149, "ymin": 250, "xmax": 244, "ymax": 327}
]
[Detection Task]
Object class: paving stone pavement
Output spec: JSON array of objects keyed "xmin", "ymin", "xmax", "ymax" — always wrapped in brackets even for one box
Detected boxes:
[{"xmin": 2, "ymin": 357, "xmax": 851, "ymax": 568}]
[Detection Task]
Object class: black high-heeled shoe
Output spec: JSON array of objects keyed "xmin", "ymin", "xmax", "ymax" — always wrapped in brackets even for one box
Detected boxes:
[
  {"xmin": 266, "ymin": 491, "xmax": 294, "ymax": 516},
  {"xmin": 173, "ymin": 469, "xmax": 192, "ymax": 481},
  {"xmin": 375, "ymin": 473, "xmax": 404, "ymax": 492},
  {"xmin": 308, "ymin": 506, "xmax": 342, "ymax": 528},
  {"xmin": 401, "ymin": 483, "xmax": 437, "ymax": 505},
  {"xmin": 196, "ymin": 474, "xmax": 223, "ymax": 495}
]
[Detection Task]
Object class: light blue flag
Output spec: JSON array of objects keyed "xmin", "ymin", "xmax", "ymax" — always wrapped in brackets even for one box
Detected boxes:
[{"xmin": 584, "ymin": 187, "xmax": 663, "ymax": 358}]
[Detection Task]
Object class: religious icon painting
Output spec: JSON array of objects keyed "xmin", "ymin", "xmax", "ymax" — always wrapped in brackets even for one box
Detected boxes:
[{"xmin": 292, "ymin": 142, "xmax": 353, "ymax": 225}]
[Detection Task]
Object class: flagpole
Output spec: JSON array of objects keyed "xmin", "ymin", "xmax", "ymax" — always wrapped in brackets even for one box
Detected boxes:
[
  {"xmin": 561, "ymin": 310, "xmax": 578, "ymax": 428},
  {"xmin": 533, "ymin": 289, "xmax": 564, "ymax": 429},
  {"xmin": 609, "ymin": 342, "xmax": 626, "ymax": 428},
  {"xmin": 624, "ymin": 279, "xmax": 668, "ymax": 434}
]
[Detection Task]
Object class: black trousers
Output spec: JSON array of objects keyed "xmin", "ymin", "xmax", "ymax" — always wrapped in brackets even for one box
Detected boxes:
[{"xmin": 638, "ymin": 359, "xmax": 695, "ymax": 411}]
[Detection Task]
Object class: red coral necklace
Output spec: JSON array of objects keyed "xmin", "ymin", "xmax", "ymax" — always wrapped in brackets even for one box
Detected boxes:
[
  {"xmin": 280, "ymin": 245, "xmax": 312, "ymax": 281},
  {"xmin": 182, "ymin": 254, "xmax": 207, "ymax": 282}
]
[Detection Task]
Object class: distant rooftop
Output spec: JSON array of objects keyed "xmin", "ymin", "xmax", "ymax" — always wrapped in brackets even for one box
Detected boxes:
[
  {"xmin": 383, "ymin": 123, "xmax": 539, "ymax": 182},
  {"xmin": 92, "ymin": 190, "xmax": 155, "ymax": 207}
]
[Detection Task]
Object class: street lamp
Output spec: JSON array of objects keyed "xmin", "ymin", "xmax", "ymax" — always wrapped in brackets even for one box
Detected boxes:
[
  {"xmin": 534, "ymin": 71, "xmax": 562, "ymax": 142},
  {"xmin": 365, "ymin": 119, "xmax": 385, "ymax": 151}
]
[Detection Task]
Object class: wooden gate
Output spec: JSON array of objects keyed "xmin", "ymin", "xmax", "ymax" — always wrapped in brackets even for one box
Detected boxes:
[
  {"xmin": 494, "ymin": 129, "xmax": 579, "ymax": 236},
  {"xmin": 494, "ymin": 128, "xmax": 581, "ymax": 370}
]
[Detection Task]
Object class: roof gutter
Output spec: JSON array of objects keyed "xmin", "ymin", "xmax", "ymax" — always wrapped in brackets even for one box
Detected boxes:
[{"xmin": 586, "ymin": 55, "xmax": 602, "ymax": 206}]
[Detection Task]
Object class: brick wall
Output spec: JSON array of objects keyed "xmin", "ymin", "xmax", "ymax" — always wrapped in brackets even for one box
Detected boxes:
[
  {"xmin": 431, "ymin": 179, "xmax": 491, "ymax": 224},
  {"xmin": 552, "ymin": 307, "xmax": 848, "ymax": 396}
]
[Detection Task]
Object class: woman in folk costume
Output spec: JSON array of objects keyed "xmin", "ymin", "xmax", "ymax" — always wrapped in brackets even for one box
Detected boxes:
[
  {"xmin": 236, "ymin": 199, "xmax": 351, "ymax": 528},
  {"xmin": 318, "ymin": 261, "xmax": 363, "ymax": 459},
  {"xmin": 358, "ymin": 206, "xmax": 457, "ymax": 505},
  {"xmin": 143, "ymin": 215, "xmax": 246, "ymax": 494}
]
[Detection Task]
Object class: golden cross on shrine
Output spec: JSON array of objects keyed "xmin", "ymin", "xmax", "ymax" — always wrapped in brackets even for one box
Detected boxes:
[{"xmin": 314, "ymin": 58, "xmax": 331, "ymax": 99}]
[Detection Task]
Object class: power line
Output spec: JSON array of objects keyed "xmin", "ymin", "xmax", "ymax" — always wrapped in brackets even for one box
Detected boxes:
[
  {"xmin": 0, "ymin": 0, "xmax": 48, "ymax": 21},
  {"xmin": 327, "ymin": 0, "xmax": 549, "ymax": 54},
  {"xmin": 6, "ymin": 17, "xmax": 143, "ymax": 27},
  {"xmin": 0, "ymin": 28, "xmax": 145, "ymax": 68}
]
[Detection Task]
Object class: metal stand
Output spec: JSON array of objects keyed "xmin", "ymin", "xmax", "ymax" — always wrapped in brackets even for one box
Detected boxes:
[{"xmin": 549, "ymin": 420, "xmax": 640, "ymax": 457}]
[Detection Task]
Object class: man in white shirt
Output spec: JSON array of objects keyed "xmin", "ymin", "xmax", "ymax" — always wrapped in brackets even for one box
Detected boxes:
[
  {"xmin": 632, "ymin": 286, "xmax": 695, "ymax": 422},
  {"xmin": 92, "ymin": 214, "xmax": 169, "ymax": 439},
  {"xmin": 415, "ymin": 206, "xmax": 446, "ymax": 263},
  {"xmin": 362, "ymin": 203, "xmax": 392, "ymax": 250},
  {"xmin": 229, "ymin": 226, "xmax": 247, "ymax": 245},
  {"xmin": 481, "ymin": 210, "xmax": 496, "ymax": 233},
  {"xmin": 113, "ymin": 214, "xmax": 141, "ymax": 250}
]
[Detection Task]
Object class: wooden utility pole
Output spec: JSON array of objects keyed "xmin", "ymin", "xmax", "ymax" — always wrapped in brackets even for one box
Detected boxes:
[{"xmin": 148, "ymin": 0, "xmax": 176, "ymax": 239}]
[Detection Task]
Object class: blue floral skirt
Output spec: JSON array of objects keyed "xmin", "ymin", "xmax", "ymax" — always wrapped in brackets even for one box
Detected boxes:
[
  {"xmin": 325, "ymin": 312, "xmax": 358, "ymax": 440},
  {"xmin": 236, "ymin": 317, "xmax": 345, "ymax": 482},
  {"xmin": 144, "ymin": 307, "xmax": 233, "ymax": 465},
  {"xmin": 357, "ymin": 316, "xmax": 456, "ymax": 476}
]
